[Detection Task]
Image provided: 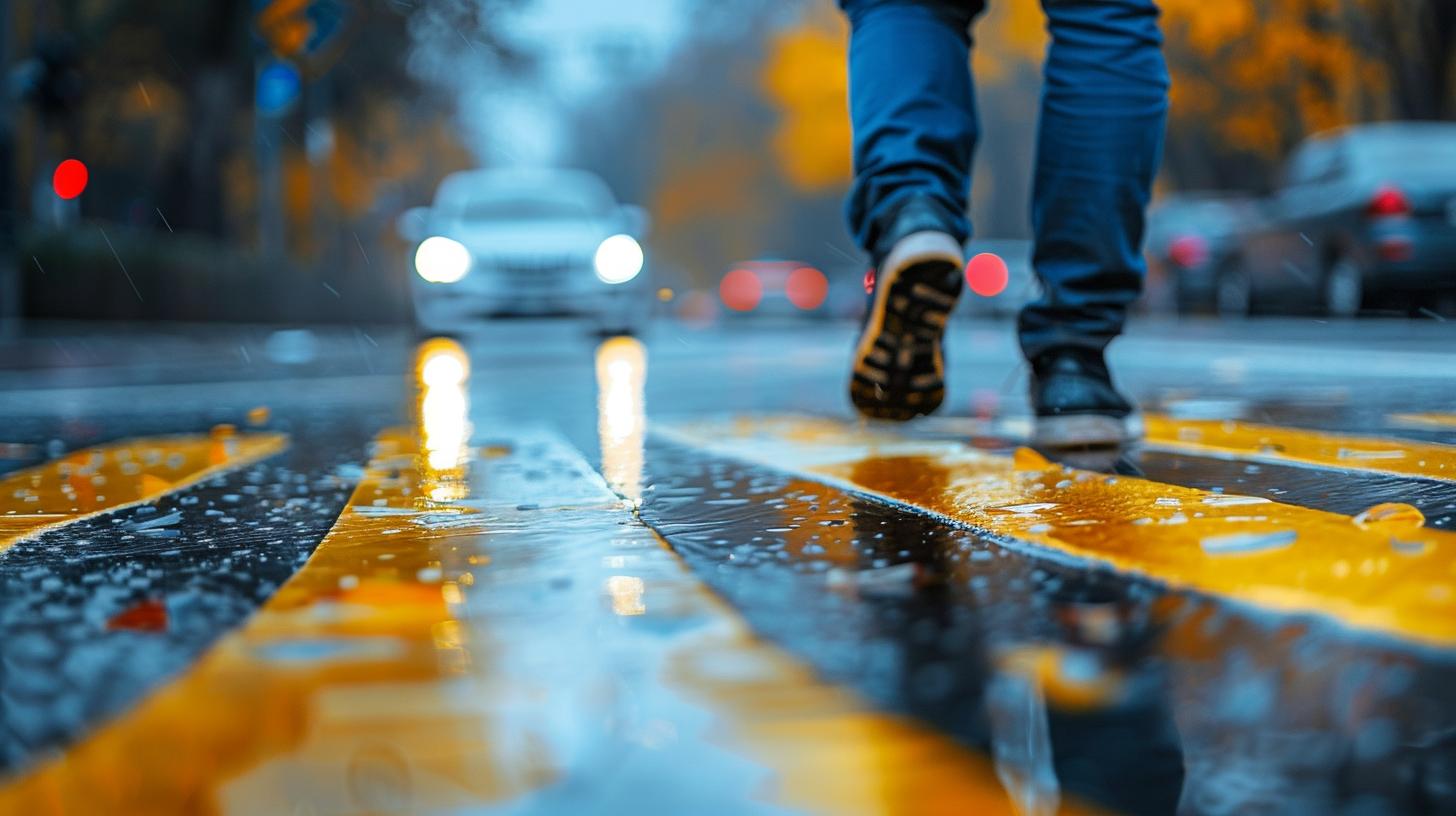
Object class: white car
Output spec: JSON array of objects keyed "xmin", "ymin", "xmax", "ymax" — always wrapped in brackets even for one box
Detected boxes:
[{"xmin": 398, "ymin": 168, "xmax": 651, "ymax": 334}]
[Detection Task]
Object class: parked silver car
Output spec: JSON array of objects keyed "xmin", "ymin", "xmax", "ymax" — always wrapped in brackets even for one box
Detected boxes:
[
  {"xmin": 1231, "ymin": 123, "xmax": 1456, "ymax": 316},
  {"xmin": 398, "ymin": 168, "xmax": 651, "ymax": 334}
]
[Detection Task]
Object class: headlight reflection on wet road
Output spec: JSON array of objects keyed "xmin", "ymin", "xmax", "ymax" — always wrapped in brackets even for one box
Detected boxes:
[
  {"xmin": 595, "ymin": 335, "xmax": 647, "ymax": 505},
  {"xmin": 415, "ymin": 338, "xmax": 473, "ymax": 501}
]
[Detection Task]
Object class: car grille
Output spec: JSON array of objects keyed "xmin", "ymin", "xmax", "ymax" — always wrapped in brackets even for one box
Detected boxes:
[{"xmin": 490, "ymin": 255, "xmax": 585, "ymax": 279}]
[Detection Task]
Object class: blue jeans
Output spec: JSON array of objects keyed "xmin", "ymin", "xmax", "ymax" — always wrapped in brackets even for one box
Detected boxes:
[{"xmin": 839, "ymin": 0, "xmax": 1169, "ymax": 360}]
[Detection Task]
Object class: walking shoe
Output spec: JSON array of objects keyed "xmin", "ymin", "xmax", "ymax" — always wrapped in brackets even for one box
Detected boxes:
[
  {"xmin": 1029, "ymin": 346, "xmax": 1143, "ymax": 447},
  {"xmin": 850, "ymin": 198, "xmax": 964, "ymax": 420}
]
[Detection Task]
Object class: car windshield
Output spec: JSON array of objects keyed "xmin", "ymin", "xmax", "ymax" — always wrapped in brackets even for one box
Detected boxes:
[
  {"xmin": 1352, "ymin": 131, "xmax": 1456, "ymax": 170},
  {"xmin": 455, "ymin": 195, "xmax": 602, "ymax": 221},
  {"xmin": 1149, "ymin": 199, "xmax": 1255, "ymax": 242}
]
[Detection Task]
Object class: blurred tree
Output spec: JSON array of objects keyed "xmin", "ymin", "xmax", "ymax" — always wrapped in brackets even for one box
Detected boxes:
[
  {"xmin": 1358, "ymin": 0, "xmax": 1456, "ymax": 120},
  {"xmin": 31, "ymin": 0, "xmax": 257, "ymax": 235},
  {"xmin": 1160, "ymin": 0, "xmax": 1456, "ymax": 190},
  {"xmin": 760, "ymin": 0, "xmax": 1044, "ymax": 197},
  {"xmin": 565, "ymin": 0, "xmax": 1054, "ymax": 300},
  {"xmin": 755, "ymin": 0, "xmax": 1454, "ymax": 207},
  {"xmin": 757, "ymin": 0, "xmax": 1046, "ymax": 241},
  {"xmin": 1160, "ymin": 0, "xmax": 1384, "ymax": 189},
  {"xmin": 644, "ymin": 6, "xmax": 795, "ymax": 290},
  {"xmin": 564, "ymin": 0, "xmax": 845, "ymax": 292},
  {"xmin": 15, "ymin": 0, "xmax": 513, "ymax": 238},
  {"xmin": 11, "ymin": 0, "xmax": 534, "ymax": 323},
  {"xmin": 760, "ymin": 4, "xmax": 851, "ymax": 193}
]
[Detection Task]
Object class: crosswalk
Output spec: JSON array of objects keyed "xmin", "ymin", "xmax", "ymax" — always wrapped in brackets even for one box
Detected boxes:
[
  {"xmin": 1, "ymin": 424, "xmax": 1086, "ymax": 815},
  {"xmin": 1, "ymin": 336, "xmax": 1454, "ymax": 814},
  {"xmin": 659, "ymin": 415, "xmax": 1456, "ymax": 646},
  {"xmin": 0, "ymin": 428, "xmax": 287, "ymax": 556}
]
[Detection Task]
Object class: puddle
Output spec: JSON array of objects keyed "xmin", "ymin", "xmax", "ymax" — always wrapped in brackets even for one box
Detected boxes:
[{"xmin": 1200, "ymin": 530, "xmax": 1298, "ymax": 555}]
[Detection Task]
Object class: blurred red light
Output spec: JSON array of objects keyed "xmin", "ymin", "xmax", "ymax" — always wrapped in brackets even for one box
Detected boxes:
[
  {"xmin": 863, "ymin": 268, "xmax": 876, "ymax": 295},
  {"xmin": 965, "ymin": 253, "xmax": 1008, "ymax": 298},
  {"xmin": 106, "ymin": 598, "xmax": 168, "ymax": 632},
  {"xmin": 1167, "ymin": 235, "xmax": 1209, "ymax": 269},
  {"xmin": 785, "ymin": 266, "xmax": 829, "ymax": 310},
  {"xmin": 1377, "ymin": 236, "xmax": 1413, "ymax": 262},
  {"xmin": 1367, "ymin": 185, "xmax": 1411, "ymax": 218},
  {"xmin": 676, "ymin": 289, "xmax": 720, "ymax": 326},
  {"xmin": 52, "ymin": 159, "xmax": 88, "ymax": 200},
  {"xmin": 720, "ymin": 268, "xmax": 763, "ymax": 312}
]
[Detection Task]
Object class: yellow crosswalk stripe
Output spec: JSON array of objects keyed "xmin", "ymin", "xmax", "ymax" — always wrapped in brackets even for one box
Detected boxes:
[
  {"xmin": 0, "ymin": 425, "xmax": 1098, "ymax": 815},
  {"xmin": 1387, "ymin": 412, "xmax": 1456, "ymax": 431},
  {"xmin": 1, "ymin": 343, "xmax": 1097, "ymax": 815},
  {"xmin": 0, "ymin": 426, "xmax": 288, "ymax": 555},
  {"xmin": 0, "ymin": 426, "xmax": 512, "ymax": 814},
  {"xmin": 662, "ymin": 415, "xmax": 1456, "ymax": 647},
  {"xmin": 1144, "ymin": 414, "xmax": 1456, "ymax": 482}
]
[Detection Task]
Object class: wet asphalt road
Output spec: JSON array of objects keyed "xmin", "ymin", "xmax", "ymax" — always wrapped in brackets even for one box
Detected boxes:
[{"xmin": 3, "ymin": 315, "xmax": 1456, "ymax": 815}]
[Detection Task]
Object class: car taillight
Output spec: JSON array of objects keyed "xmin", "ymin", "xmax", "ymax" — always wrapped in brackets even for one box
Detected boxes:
[
  {"xmin": 1167, "ymin": 235, "xmax": 1209, "ymax": 269},
  {"xmin": 720, "ymin": 268, "xmax": 762, "ymax": 312},
  {"xmin": 785, "ymin": 266, "xmax": 828, "ymax": 310},
  {"xmin": 1377, "ymin": 236, "xmax": 1413, "ymax": 262},
  {"xmin": 1366, "ymin": 185, "xmax": 1411, "ymax": 218}
]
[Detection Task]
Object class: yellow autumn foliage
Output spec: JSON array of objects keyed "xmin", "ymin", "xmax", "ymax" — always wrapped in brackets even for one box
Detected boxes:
[
  {"xmin": 763, "ymin": 0, "xmax": 1403, "ymax": 190},
  {"xmin": 761, "ymin": 0, "xmax": 1046, "ymax": 193},
  {"xmin": 1161, "ymin": 0, "xmax": 1390, "ymax": 156},
  {"xmin": 760, "ymin": 5, "xmax": 853, "ymax": 192}
]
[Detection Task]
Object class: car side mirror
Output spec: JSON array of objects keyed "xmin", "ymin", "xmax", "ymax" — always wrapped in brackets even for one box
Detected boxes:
[
  {"xmin": 396, "ymin": 206, "xmax": 431, "ymax": 243},
  {"xmin": 618, "ymin": 204, "xmax": 650, "ymax": 238}
]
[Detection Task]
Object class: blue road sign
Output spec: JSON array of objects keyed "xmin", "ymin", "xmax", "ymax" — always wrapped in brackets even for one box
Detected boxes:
[{"xmin": 256, "ymin": 60, "xmax": 301, "ymax": 118}]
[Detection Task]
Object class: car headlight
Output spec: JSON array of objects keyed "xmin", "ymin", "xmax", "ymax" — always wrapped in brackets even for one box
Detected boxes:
[
  {"xmin": 415, "ymin": 236, "xmax": 471, "ymax": 284},
  {"xmin": 594, "ymin": 234, "xmax": 644, "ymax": 284}
]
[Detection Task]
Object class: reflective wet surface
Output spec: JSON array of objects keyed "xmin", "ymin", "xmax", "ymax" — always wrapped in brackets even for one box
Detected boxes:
[
  {"xmin": 2, "ymin": 318, "xmax": 1456, "ymax": 814},
  {"xmin": 644, "ymin": 426, "xmax": 1456, "ymax": 814}
]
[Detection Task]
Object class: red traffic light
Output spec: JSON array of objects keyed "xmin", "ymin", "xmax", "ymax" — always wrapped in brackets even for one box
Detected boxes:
[{"xmin": 52, "ymin": 158, "xmax": 88, "ymax": 199}]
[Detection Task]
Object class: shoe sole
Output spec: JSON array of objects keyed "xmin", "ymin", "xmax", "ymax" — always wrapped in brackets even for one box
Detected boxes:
[
  {"xmin": 1032, "ymin": 412, "xmax": 1145, "ymax": 449},
  {"xmin": 850, "ymin": 232, "xmax": 963, "ymax": 421}
]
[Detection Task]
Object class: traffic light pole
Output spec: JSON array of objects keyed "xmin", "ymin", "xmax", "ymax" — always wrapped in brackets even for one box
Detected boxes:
[
  {"xmin": 256, "ymin": 56, "xmax": 286, "ymax": 260},
  {"xmin": 0, "ymin": 2, "xmax": 20, "ymax": 338}
]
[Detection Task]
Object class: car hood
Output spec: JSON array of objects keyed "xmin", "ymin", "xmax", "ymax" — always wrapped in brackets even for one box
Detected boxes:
[{"xmin": 434, "ymin": 220, "xmax": 614, "ymax": 258}]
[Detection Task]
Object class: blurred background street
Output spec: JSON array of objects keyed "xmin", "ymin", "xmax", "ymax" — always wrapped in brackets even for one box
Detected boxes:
[
  {"xmin": 2, "ymin": 0, "xmax": 1453, "ymax": 328},
  {"xmin": 2, "ymin": 1, "xmax": 1456, "ymax": 814}
]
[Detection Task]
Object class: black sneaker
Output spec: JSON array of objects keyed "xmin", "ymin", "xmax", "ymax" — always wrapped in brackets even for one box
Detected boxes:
[
  {"xmin": 849, "ymin": 198, "xmax": 964, "ymax": 420},
  {"xmin": 1029, "ymin": 346, "xmax": 1143, "ymax": 447}
]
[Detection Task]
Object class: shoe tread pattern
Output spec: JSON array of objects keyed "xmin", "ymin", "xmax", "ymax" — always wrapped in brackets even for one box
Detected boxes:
[{"xmin": 851, "ymin": 258, "xmax": 961, "ymax": 420}]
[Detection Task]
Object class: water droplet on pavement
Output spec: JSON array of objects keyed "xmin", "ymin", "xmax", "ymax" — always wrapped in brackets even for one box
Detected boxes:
[
  {"xmin": 1353, "ymin": 502, "xmax": 1424, "ymax": 533},
  {"xmin": 1201, "ymin": 530, "xmax": 1297, "ymax": 555}
]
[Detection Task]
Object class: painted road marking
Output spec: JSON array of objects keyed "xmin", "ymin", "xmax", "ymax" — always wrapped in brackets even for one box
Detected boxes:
[
  {"xmin": 0, "ymin": 426, "xmax": 516, "ymax": 814},
  {"xmin": 639, "ymin": 438, "xmax": 1188, "ymax": 813},
  {"xmin": 1388, "ymin": 412, "xmax": 1456, "ymax": 431},
  {"xmin": 913, "ymin": 413, "xmax": 1456, "ymax": 484},
  {"xmin": 0, "ymin": 427, "xmax": 288, "ymax": 555},
  {"xmin": 660, "ymin": 415, "xmax": 1456, "ymax": 648},
  {"xmin": 1143, "ymin": 415, "xmax": 1456, "ymax": 482},
  {"xmin": 0, "ymin": 427, "xmax": 358, "ymax": 780},
  {"xmin": 1, "ymin": 341, "xmax": 1088, "ymax": 815},
  {"xmin": 1131, "ymin": 448, "xmax": 1456, "ymax": 530},
  {"xmin": 914, "ymin": 412, "xmax": 1456, "ymax": 483},
  {"xmin": 0, "ymin": 427, "xmax": 1087, "ymax": 815}
]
